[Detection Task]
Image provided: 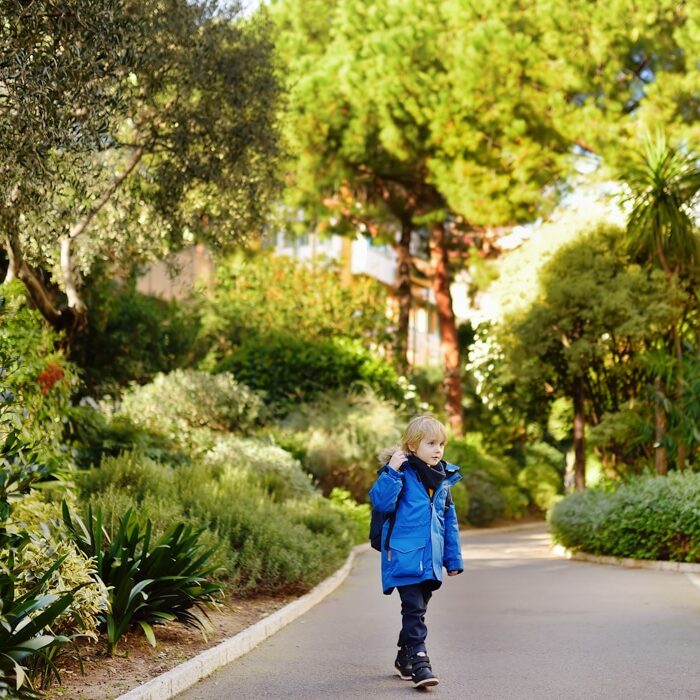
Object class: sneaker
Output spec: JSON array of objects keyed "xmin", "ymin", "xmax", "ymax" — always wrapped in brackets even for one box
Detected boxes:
[
  {"xmin": 394, "ymin": 646, "xmax": 412, "ymax": 680},
  {"xmin": 410, "ymin": 651, "xmax": 439, "ymax": 688}
]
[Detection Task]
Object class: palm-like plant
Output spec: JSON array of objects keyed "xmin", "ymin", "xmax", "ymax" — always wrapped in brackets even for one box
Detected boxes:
[
  {"xmin": 624, "ymin": 133, "xmax": 700, "ymax": 275},
  {"xmin": 623, "ymin": 133, "xmax": 700, "ymax": 472}
]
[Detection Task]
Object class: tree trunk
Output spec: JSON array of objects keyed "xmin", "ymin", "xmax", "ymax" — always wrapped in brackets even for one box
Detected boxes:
[
  {"xmin": 654, "ymin": 376, "xmax": 668, "ymax": 475},
  {"xmin": 59, "ymin": 236, "xmax": 87, "ymax": 315},
  {"xmin": 573, "ymin": 373, "xmax": 586, "ymax": 491},
  {"xmin": 5, "ymin": 226, "xmax": 84, "ymax": 338},
  {"xmin": 673, "ymin": 324, "xmax": 686, "ymax": 470},
  {"xmin": 393, "ymin": 219, "xmax": 412, "ymax": 375},
  {"xmin": 429, "ymin": 220, "xmax": 463, "ymax": 435}
]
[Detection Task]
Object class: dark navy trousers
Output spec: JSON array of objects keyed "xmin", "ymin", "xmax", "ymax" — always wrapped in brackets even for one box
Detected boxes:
[{"xmin": 396, "ymin": 581, "xmax": 435, "ymax": 654}]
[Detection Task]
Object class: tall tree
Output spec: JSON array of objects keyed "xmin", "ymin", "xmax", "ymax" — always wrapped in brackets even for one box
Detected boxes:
[
  {"xmin": 1, "ymin": 0, "xmax": 281, "ymax": 338},
  {"xmin": 623, "ymin": 135, "xmax": 700, "ymax": 472},
  {"xmin": 497, "ymin": 226, "xmax": 683, "ymax": 489},
  {"xmin": 272, "ymin": 0, "xmax": 580, "ymax": 433}
]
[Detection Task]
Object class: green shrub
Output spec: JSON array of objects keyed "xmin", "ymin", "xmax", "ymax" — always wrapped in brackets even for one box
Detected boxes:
[
  {"xmin": 197, "ymin": 250, "xmax": 392, "ymax": 363},
  {"xmin": 279, "ymin": 387, "xmax": 403, "ymax": 501},
  {"xmin": 116, "ymin": 369, "xmax": 264, "ymax": 441},
  {"xmin": 66, "ymin": 406, "xmax": 188, "ymax": 468},
  {"xmin": 445, "ymin": 436, "xmax": 524, "ymax": 523},
  {"xmin": 549, "ymin": 472, "xmax": 700, "ymax": 561},
  {"xmin": 449, "ymin": 480, "xmax": 471, "ymax": 525},
  {"xmin": 71, "ymin": 276, "xmax": 200, "ymax": 396},
  {"xmin": 216, "ymin": 333, "xmax": 402, "ymax": 413},
  {"xmin": 500, "ymin": 485, "xmax": 530, "ymax": 519},
  {"xmin": 11, "ymin": 497, "xmax": 107, "ymax": 640},
  {"xmin": 0, "ymin": 283, "xmax": 79, "ymax": 454},
  {"xmin": 77, "ymin": 450, "xmax": 356, "ymax": 595},
  {"xmin": 517, "ymin": 462, "xmax": 562, "ymax": 511},
  {"xmin": 78, "ymin": 452, "xmax": 177, "ymax": 503},
  {"xmin": 462, "ymin": 471, "xmax": 507, "ymax": 526},
  {"xmin": 0, "ymin": 559, "xmax": 75, "ymax": 698},
  {"xmin": 202, "ymin": 435, "xmax": 315, "ymax": 501},
  {"xmin": 328, "ymin": 488, "xmax": 371, "ymax": 544},
  {"xmin": 173, "ymin": 473, "xmax": 353, "ymax": 594}
]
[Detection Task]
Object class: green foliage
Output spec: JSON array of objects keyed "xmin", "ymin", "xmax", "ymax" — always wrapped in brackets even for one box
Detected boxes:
[
  {"xmin": 494, "ymin": 225, "xmax": 685, "ymax": 465},
  {"xmin": 201, "ymin": 435, "xmax": 315, "ymax": 502},
  {"xmin": 76, "ymin": 449, "xmax": 358, "ymax": 595},
  {"xmin": 449, "ymin": 481, "xmax": 470, "ymax": 526},
  {"xmin": 62, "ymin": 504, "xmax": 223, "ymax": 654},
  {"xmin": 0, "ymin": 559, "xmax": 74, "ymax": 699},
  {"xmin": 217, "ymin": 333, "xmax": 402, "ymax": 414},
  {"xmin": 0, "ymin": 382, "xmax": 74, "ymax": 697},
  {"xmin": 116, "ymin": 369, "xmax": 265, "ymax": 442},
  {"xmin": 198, "ymin": 250, "xmax": 392, "ymax": 364},
  {"xmin": 3, "ymin": 0, "xmax": 281, "ymax": 335},
  {"xmin": 278, "ymin": 388, "xmax": 403, "ymax": 501},
  {"xmin": 10, "ymin": 497, "xmax": 108, "ymax": 640},
  {"xmin": 623, "ymin": 134, "xmax": 700, "ymax": 275},
  {"xmin": 0, "ymin": 285, "xmax": 79, "ymax": 448},
  {"xmin": 66, "ymin": 406, "xmax": 188, "ymax": 469},
  {"xmin": 71, "ymin": 277, "xmax": 200, "ymax": 396},
  {"xmin": 462, "ymin": 471, "xmax": 507, "ymax": 527},
  {"xmin": 549, "ymin": 472, "xmax": 700, "ymax": 562},
  {"xmin": 445, "ymin": 436, "xmax": 531, "ymax": 523},
  {"xmin": 328, "ymin": 488, "xmax": 371, "ymax": 544},
  {"xmin": 517, "ymin": 463, "xmax": 562, "ymax": 511}
]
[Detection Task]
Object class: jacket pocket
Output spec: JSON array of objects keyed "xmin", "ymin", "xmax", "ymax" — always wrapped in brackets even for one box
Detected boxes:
[{"xmin": 389, "ymin": 539, "xmax": 425, "ymax": 578}]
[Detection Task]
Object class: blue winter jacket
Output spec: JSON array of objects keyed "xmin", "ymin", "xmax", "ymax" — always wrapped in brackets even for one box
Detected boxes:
[{"xmin": 369, "ymin": 460, "xmax": 464, "ymax": 595}]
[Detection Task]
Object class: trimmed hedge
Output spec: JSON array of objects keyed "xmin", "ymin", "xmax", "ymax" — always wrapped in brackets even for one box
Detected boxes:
[{"xmin": 548, "ymin": 472, "xmax": 700, "ymax": 562}]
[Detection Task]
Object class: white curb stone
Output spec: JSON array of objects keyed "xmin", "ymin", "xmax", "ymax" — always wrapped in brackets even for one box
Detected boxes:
[
  {"xmin": 117, "ymin": 543, "xmax": 371, "ymax": 700},
  {"xmin": 552, "ymin": 544, "xmax": 700, "ymax": 573}
]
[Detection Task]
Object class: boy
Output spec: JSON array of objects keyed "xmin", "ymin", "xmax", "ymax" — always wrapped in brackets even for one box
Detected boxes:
[{"xmin": 370, "ymin": 415, "xmax": 463, "ymax": 688}]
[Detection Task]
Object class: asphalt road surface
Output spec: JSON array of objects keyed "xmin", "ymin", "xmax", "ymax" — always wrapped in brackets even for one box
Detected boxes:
[{"xmin": 177, "ymin": 524, "xmax": 700, "ymax": 699}]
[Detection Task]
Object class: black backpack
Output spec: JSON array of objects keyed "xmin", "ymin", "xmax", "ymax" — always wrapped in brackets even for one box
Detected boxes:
[
  {"xmin": 369, "ymin": 466, "xmax": 452, "ymax": 551},
  {"xmin": 369, "ymin": 466, "xmax": 404, "ymax": 551}
]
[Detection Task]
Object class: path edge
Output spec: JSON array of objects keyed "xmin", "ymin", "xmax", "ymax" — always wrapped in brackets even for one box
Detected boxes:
[
  {"xmin": 116, "ymin": 542, "xmax": 371, "ymax": 700},
  {"xmin": 552, "ymin": 544, "xmax": 700, "ymax": 573}
]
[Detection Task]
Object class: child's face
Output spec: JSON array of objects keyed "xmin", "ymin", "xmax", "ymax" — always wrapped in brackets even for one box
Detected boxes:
[{"xmin": 411, "ymin": 434, "xmax": 446, "ymax": 466}]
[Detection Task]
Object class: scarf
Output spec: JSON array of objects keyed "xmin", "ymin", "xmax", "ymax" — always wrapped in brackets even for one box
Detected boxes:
[{"xmin": 406, "ymin": 453, "xmax": 446, "ymax": 495}]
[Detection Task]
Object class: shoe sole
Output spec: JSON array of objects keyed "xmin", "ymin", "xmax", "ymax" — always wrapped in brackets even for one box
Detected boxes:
[
  {"xmin": 413, "ymin": 678, "xmax": 439, "ymax": 688},
  {"xmin": 395, "ymin": 668, "xmax": 412, "ymax": 681}
]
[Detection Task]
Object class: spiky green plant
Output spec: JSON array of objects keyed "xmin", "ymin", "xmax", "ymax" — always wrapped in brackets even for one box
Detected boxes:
[{"xmin": 62, "ymin": 504, "xmax": 222, "ymax": 654}]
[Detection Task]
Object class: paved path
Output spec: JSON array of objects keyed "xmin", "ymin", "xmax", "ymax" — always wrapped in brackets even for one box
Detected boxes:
[{"xmin": 177, "ymin": 525, "xmax": 700, "ymax": 699}]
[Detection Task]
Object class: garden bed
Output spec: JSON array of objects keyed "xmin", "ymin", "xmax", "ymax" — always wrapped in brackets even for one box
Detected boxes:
[{"xmin": 45, "ymin": 593, "xmax": 294, "ymax": 700}]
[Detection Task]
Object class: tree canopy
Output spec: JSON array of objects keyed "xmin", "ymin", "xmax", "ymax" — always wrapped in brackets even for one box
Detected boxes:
[{"xmin": 1, "ymin": 0, "xmax": 281, "ymax": 334}]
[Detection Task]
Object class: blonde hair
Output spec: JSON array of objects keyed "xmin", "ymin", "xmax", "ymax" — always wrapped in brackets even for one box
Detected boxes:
[{"xmin": 377, "ymin": 415, "xmax": 448, "ymax": 465}]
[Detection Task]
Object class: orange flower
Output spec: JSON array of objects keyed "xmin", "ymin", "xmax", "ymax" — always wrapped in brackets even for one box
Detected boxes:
[{"xmin": 38, "ymin": 363, "xmax": 64, "ymax": 395}]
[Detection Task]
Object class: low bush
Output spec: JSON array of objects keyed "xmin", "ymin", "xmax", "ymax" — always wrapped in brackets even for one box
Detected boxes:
[
  {"xmin": 462, "ymin": 470, "xmax": 507, "ymax": 526},
  {"xmin": 116, "ymin": 369, "xmax": 264, "ymax": 441},
  {"xmin": 328, "ymin": 488, "xmax": 371, "ymax": 544},
  {"xmin": 278, "ymin": 388, "xmax": 403, "ymax": 501},
  {"xmin": 517, "ymin": 462, "xmax": 562, "ymax": 511},
  {"xmin": 449, "ymin": 481, "xmax": 471, "ymax": 525},
  {"xmin": 66, "ymin": 405, "xmax": 188, "ymax": 469},
  {"xmin": 548, "ymin": 472, "xmax": 700, "ymax": 562},
  {"xmin": 201, "ymin": 435, "xmax": 315, "ymax": 501},
  {"xmin": 77, "ymin": 450, "xmax": 358, "ymax": 596},
  {"xmin": 445, "ymin": 436, "xmax": 522, "ymax": 524},
  {"xmin": 216, "ymin": 333, "xmax": 402, "ymax": 414}
]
